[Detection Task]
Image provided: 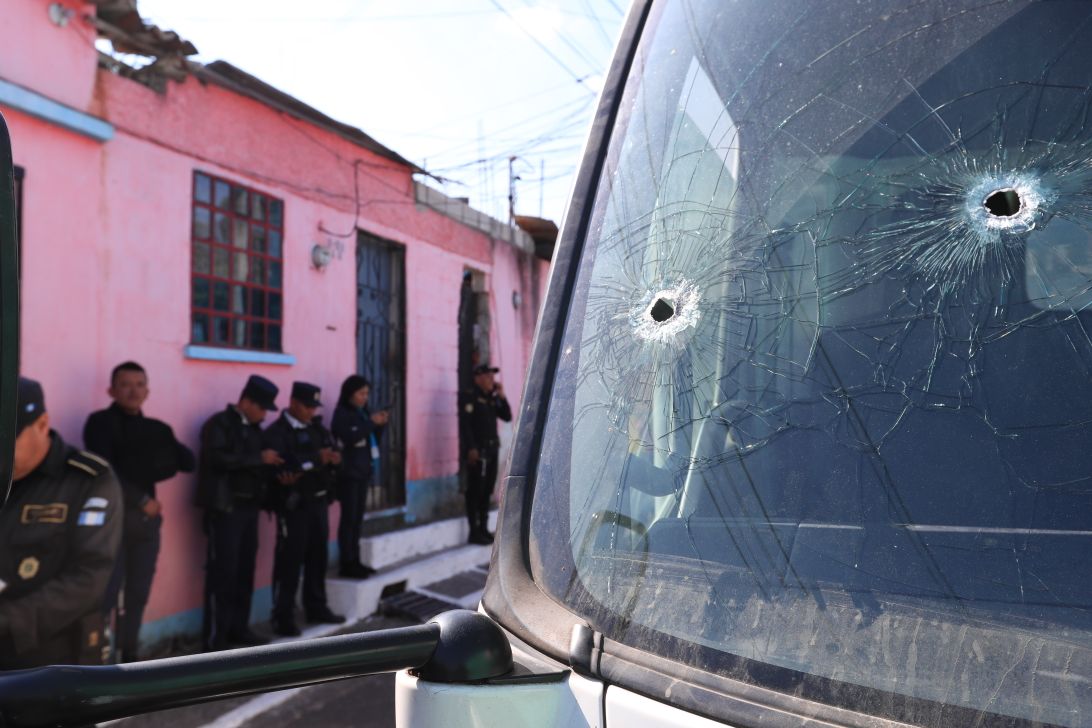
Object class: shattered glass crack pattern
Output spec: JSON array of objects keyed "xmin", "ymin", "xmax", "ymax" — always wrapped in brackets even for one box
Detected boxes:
[{"xmin": 530, "ymin": 1, "xmax": 1092, "ymax": 726}]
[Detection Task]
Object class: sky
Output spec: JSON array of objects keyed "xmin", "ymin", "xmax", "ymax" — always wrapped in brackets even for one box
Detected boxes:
[{"xmin": 126, "ymin": 0, "xmax": 628, "ymax": 226}]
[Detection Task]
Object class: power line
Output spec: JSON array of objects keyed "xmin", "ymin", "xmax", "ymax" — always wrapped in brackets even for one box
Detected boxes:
[{"xmin": 489, "ymin": 0, "xmax": 597, "ymax": 96}]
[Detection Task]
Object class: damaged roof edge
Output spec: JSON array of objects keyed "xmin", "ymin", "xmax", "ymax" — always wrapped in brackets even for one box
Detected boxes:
[
  {"xmin": 195, "ymin": 61, "xmax": 429, "ymax": 177},
  {"xmin": 415, "ymin": 182, "xmax": 536, "ymax": 255}
]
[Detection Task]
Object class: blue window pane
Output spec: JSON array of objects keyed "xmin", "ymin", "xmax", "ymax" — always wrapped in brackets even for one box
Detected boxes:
[
  {"xmin": 214, "ymin": 213, "xmax": 230, "ymax": 244},
  {"xmin": 194, "ymin": 173, "xmax": 211, "ymax": 204},
  {"xmin": 267, "ymin": 324, "xmax": 281, "ymax": 352},
  {"xmin": 192, "ymin": 313, "xmax": 209, "ymax": 343},
  {"xmin": 269, "ymin": 261, "xmax": 282, "ymax": 289},
  {"xmin": 193, "ymin": 277, "xmax": 210, "ymax": 308},
  {"xmin": 269, "ymin": 199, "xmax": 283, "ymax": 226},
  {"xmin": 193, "ymin": 243, "xmax": 210, "ymax": 275},
  {"xmin": 213, "ymin": 247, "xmax": 229, "ymax": 278},
  {"xmin": 269, "ymin": 292, "xmax": 282, "ymax": 320},
  {"xmin": 213, "ymin": 281, "xmax": 229, "ymax": 311},
  {"xmin": 248, "ymin": 258, "xmax": 265, "ymax": 286},
  {"xmin": 251, "ymin": 225, "xmax": 265, "ymax": 253},
  {"xmin": 193, "ymin": 207, "xmax": 210, "ymax": 239},
  {"xmin": 212, "ymin": 316, "xmax": 229, "ymax": 344},
  {"xmin": 214, "ymin": 180, "xmax": 231, "ymax": 209},
  {"xmin": 249, "ymin": 322, "xmax": 265, "ymax": 349},
  {"xmin": 250, "ymin": 288, "xmax": 265, "ymax": 317},
  {"xmin": 233, "ymin": 187, "xmax": 248, "ymax": 216},
  {"xmin": 232, "ymin": 284, "xmax": 246, "ymax": 314},
  {"xmin": 268, "ymin": 230, "xmax": 282, "ymax": 258}
]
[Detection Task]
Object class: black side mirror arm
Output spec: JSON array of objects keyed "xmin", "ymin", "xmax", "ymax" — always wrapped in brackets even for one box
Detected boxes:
[
  {"xmin": 0, "ymin": 111, "xmax": 18, "ymax": 509},
  {"xmin": 0, "ymin": 610, "xmax": 512, "ymax": 728}
]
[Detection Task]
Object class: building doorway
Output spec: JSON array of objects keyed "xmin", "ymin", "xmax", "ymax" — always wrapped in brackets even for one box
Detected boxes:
[
  {"xmin": 457, "ymin": 269, "xmax": 491, "ymax": 482},
  {"xmin": 457, "ymin": 269, "xmax": 491, "ymax": 392},
  {"xmin": 356, "ymin": 231, "xmax": 406, "ymax": 514}
]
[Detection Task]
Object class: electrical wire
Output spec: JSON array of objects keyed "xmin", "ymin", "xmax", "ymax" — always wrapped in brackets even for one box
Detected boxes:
[{"xmin": 489, "ymin": 0, "xmax": 598, "ymax": 96}]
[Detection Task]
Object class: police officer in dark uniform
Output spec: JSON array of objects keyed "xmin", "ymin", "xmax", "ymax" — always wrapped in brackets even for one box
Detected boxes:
[
  {"xmin": 263, "ymin": 382, "xmax": 345, "ymax": 636},
  {"xmin": 0, "ymin": 377, "xmax": 122, "ymax": 669},
  {"xmin": 83, "ymin": 361, "xmax": 196, "ymax": 662},
  {"xmin": 331, "ymin": 374, "xmax": 388, "ymax": 579},
  {"xmin": 459, "ymin": 364, "xmax": 512, "ymax": 545},
  {"xmin": 196, "ymin": 375, "xmax": 283, "ymax": 651}
]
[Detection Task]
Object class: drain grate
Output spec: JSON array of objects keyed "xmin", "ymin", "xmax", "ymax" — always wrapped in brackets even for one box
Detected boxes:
[{"xmin": 379, "ymin": 591, "xmax": 462, "ymax": 623}]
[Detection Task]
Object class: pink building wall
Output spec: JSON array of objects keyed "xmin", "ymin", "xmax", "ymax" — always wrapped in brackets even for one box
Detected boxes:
[{"xmin": 2, "ymin": 0, "xmax": 550, "ymax": 645}]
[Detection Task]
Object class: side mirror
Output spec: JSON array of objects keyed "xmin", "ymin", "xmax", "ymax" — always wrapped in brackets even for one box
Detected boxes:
[{"xmin": 0, "ymin": 112, "xmax": 18, "ymax": 508}]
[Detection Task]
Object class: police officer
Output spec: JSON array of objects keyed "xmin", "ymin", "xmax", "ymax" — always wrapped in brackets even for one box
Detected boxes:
[
  {"xmin": 83, "ymin": 361, "xmax": 196, "ymax": 662},
  {"xmin": 196, "ymin": 375, "xmax": 283, "ymax": 651},
  {"xmin": 331, "ymin": 374, "xmax": 388, "ymax": 579},
  {"xmin": 459, "ymin": 364, "xmax": 512, "ymax": 545},
  {"xmin": 0, "ymin": 377, "xmax": 122, "ymax": 669},
  {"xmin": 263, "ymin": 382, "xmax": 345, "ymax": 636}
]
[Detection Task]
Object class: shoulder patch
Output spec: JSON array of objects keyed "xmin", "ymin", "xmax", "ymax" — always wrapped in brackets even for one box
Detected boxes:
[{"xmin": 67, "ymin": 450, "xmax": 110, "ymax": 477}]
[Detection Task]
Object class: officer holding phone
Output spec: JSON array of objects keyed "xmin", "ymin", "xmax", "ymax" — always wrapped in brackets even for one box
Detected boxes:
[
  {"xmin": 331, "ymin": 375, "xmax": 388, "ymax": 579},
  {"xmin": 459, "ymin": 364, "xmax": 511, "ymax": 545},
  {"xmin": 262, "ymin": 382, "xmax": 344, "ymax": 636}
]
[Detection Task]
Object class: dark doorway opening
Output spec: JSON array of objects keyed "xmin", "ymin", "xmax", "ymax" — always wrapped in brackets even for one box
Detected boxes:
[{"xmin": 457, "ymin": 269, "xmax": 490, "ymax": 470}]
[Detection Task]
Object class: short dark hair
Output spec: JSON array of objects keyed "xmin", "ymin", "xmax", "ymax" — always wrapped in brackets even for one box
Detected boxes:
[{"xmin": 111, "ymin": 361, "xmax": 146, "ymax": 385}]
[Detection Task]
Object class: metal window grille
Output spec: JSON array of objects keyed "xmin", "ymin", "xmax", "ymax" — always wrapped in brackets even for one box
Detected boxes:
[{"xmin": 190, "ymin": 171, "xmax": 284, "ymax": 351}]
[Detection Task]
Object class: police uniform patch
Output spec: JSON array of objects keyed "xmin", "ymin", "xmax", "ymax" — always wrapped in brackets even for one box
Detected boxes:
[
  {"xmin": 21, "ymin": 503, "xmax": 68, "ymax": 524},
  {"xmin": 78, "ymin": 511, "xmax": 106, "ymax": 526},
  {"xmin": 83, "ymin": 497, "xmax": 109, "ymax": 510},
  {"xmin": 18, "ymin": 556, "xmax": 40, "ymax": 580}
]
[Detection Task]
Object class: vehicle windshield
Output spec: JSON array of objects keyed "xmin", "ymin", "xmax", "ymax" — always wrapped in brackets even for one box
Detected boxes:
[{"xmin": 531, "ymin": 1, "xmax": 1092, "ymax": 725}]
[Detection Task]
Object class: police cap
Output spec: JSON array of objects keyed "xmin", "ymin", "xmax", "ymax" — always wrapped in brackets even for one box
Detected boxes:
[
  {"xmin": 241, "ymin": 374, "xmax": 279, "ymax": 411},
  {"xmin": 16, "ymin": 377, "xmax": 46, "ymax": 435},
  {"xmin": 290, "ymin": 381, "xmax": 322, "ymax": 408},
  {"xmin": 473, "ymin": 364, "xmax": 500, "ymax": 375}
]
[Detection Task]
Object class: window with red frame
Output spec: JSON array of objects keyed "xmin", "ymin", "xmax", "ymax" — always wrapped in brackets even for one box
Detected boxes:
[{"xmin": 191, "ymin": 172, "xmax": 284, "ymax": 351}]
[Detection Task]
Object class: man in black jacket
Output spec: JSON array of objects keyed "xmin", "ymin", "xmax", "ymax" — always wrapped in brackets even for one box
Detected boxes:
[
  {"xmin": 196, "ymin": 375, "xmax": 283, "ymax": 651},
  {"xmin": 0, "ymin": 378, "xmax": 122, "ymax": 669},
  {"xmin": 263, "ymin": 382, "xmax": 344, "ymax": 636},
  {"xmin": 459, "ymin": 364, "xmax": 512, "ymax": 545},
  {"xmin": 83, "ymin": 361, "xmax": 196, "ymax": 662}
]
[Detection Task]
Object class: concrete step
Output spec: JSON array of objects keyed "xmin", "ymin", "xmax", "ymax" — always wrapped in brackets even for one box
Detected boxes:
[
  {"xmin": 327, "ymin": 513, "xmax": 497, "ymax": 623},
  {"xmin": 355, "ymin": 511, "xmax": 496, "ymax": 570}
]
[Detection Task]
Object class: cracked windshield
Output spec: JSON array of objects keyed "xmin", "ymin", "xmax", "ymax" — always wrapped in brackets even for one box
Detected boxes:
[{"xmin": 532, "ymin": 1, "xmax": 1092, "ymax": 725}]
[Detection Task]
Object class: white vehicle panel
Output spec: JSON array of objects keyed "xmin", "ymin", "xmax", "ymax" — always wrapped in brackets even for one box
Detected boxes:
[
  {"xmin": 606, "ymin": 685, "xmax": 735, "ymax": 728},
  {"xmin": 396, "ymin": 669, "xmax": 603, "ymax": 728}
]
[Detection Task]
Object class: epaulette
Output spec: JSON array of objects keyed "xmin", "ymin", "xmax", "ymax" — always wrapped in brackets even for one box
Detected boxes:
[{"xmin": 67, "ymin": 450, "xmax": 111, "ymax": 478}]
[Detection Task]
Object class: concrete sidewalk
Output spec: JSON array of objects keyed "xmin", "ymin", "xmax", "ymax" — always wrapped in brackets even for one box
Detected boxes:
[{"xmin": 105, "ymin": 512, "xmax": 496, "ymax": 728}]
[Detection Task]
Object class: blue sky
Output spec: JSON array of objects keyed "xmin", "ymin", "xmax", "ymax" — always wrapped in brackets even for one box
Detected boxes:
[{"xmin": 131, "ymin": 1, "xmax": 627, "ymax": 225}]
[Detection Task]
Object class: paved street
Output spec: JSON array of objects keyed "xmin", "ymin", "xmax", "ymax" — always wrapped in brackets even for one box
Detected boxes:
[{"xmin": 236, "ymin": 615, "xmax": 415, "ymax": 728}]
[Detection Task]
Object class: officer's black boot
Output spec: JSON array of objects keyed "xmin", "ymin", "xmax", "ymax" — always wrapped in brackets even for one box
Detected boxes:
[
  {"xmin": 478, "ymin": 508, "xmax": 494, "ymax": 544},
  {"xmin": 467, "ymin": 513, "xmax": 488, "ymax": 545}
]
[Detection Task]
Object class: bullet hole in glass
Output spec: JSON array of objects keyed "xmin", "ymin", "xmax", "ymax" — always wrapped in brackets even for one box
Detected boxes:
[
  {"xmin": 985, "ymin": 188, "xmax": 1022, "ymax": 217},
  {"xmin": 649, "ymin": 297, "xmax": 676, "ymax": 322}
]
